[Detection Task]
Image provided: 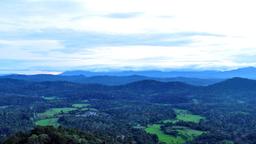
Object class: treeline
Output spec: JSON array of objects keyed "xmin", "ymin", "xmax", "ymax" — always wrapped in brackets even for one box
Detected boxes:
[{"xmin": 3, "ymin": 126, "xmax": 105, "ymax": 144}]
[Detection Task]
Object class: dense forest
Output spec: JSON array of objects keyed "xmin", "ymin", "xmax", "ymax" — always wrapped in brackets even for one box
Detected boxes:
[
  {"xmin": 3, "ymin": 126, "xmax": 105, "ymax": 144},
  {"xmin": 0, "ymin": 76, "xmax": 256, "ymax": 143}
]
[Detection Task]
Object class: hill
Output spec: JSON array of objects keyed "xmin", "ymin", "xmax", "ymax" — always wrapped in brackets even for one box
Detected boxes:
[
  {"xmin": 3, "ymin": 126, "xmax": 104, "ymax": 144},
  {"xmin": 1, "ymin": 77, "xmax": 256, "ymax": 144},
  {"xmin": 1, "ymin": 74, "xmax": 221, "ymax": 86},
  {"xmin": 61, "ymin": 67, "xmax": 256, "ymax": 79},
  {"xmin": 0, "ymin": 77, "xmax": 255, "ymax": 104}
]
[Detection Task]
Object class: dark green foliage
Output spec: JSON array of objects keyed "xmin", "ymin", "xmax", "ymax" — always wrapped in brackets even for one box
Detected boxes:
[
  {"xmin": 1, "ymin": 77, "xmax": 256, "ymax": 143},
  {"xmin": 3, "ymin": 126, "xmax": 104, "ymax": 144},
  {"xmin": 0, "ymin": 106, "xmax": 34, "ymax": 140},
  {"xmin": 60, "ymin": 101, "xmax": 162, "ymax": 144},
  {"xmin": 2, "ymin": 74, "xmax": 222, "ymax": 86}
]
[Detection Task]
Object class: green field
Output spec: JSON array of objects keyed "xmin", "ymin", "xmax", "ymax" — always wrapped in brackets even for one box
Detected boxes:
[
  {"xmin": 35, "ymin": 101, "xmax": 94, "ymax": 127},
  {"xmin": 42, "ymin": 96, "xmax": 57, "ymax": 100},
  {"xmin": 35, "ymin": 102, "xmax": 92, "ymax": 127},
  {"xmin": 145, "ymin": 124, "xmax": 185, "ymax": 144},
  {"xmin": 35, "ymin": 107, "xmax": 76, "ymax": 127},
  {"xmin": 82, "ymin": 100, "xmax": 89, "ymax": 103},
  {"xmin": 36, "ymin": 102, "xmax": 92, "ymax": 126},
  {"xmin": 145, "ymin": 109, "xmax": 205, "ymax": 144},
  {"xmin": 145, "ymin": 124, "xmax": 204, "ymax": 144},
  {"xmin": 174, "ymin": 109, "xmax": 204, "ymax": 123},
  {"xmin": 163, "ymin": 119, "xmax": 176, "ymax": 124},
  {"xmin": 162, "ymin": 109, "xmax": 204, "ymax": 124},
  {"xmin": 35, "ymin": 118, "xmax": 59, "ymax": 127},
  {"xmin": 175, "ymin": 127, "xmax": 204, "ymax": 141},
  {"xmin": 222, "ymin": 140, "xmax": 234, "ymax": 144},
  {"xmin": 39, "ymin": 107, "xmax": 77, "ymax": 118},
  {"xmin": 72, "ymin": 103, "xmax": 90, "ymax": 108}
]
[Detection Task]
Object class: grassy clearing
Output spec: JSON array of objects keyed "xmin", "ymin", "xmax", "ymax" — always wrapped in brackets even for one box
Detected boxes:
[
  {"xmin": 163, "ymin": 109, "xmax": 205, "ymax": 124},
  {"xmin": 35, "ymin": 118, "xmax": 59, "ymax": 127},
  {"xmin": 174, "ymin": 109, "xmax": 204, "ymax": 123},
  {"xmin": 39, "ymin": 107, "xmax": 77, "ymax": 118},
  {"xmin": 42, "ymin": 96, "xmax": 57, "ymax": 100},
  {"xmin": 222, "ymin": 140, "xmax": 234, "ymax": 144},
  {"xmin": 163, "ymin": 119, "xmax": 177, "ymax": 124},
  {"xmin": 82, "ymin": 100, "xmax": 89, "ymax": 103},
  {"xmin": 80, "ymin": 108, "xmax": 89, "ymax": 111},
  {"xmin": 145, "ymin": 124, "xmax": 185, "ymax": 144},
  {"xmin": 145, "ymin": 124, "xmax": 204, "ymax": 144},
  {"xmin": 145, "ymin": 109, "xmax": 205, "ymax": 144},
  {"xmin": 35, "ymin": 100, "xmax": 92, "ymax": 127},
  {"xmin": 88, "ymin": 108, "xmax": 98, "ymax": 111},
  {"xmin": 176, "ymin": 127, "xmax": 204, "ymax": 141},
  {"xmin": 72, "ymin": 103, "xmax": 90, "ymax": 108},
  {"xmin": 36, "ymin": 107, "xmax": 76, "ymax": 127}
]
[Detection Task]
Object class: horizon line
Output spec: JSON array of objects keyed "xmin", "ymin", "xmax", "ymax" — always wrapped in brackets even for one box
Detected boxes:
[{"xmin": 0, "ymin": 66, "xmax": 255, "ymax": 75}]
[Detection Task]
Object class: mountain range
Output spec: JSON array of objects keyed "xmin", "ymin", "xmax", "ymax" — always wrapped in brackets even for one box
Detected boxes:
[
  {"xmin": 2, "ymin": 67, "xmax": 256, "ymax": 87},
  {"xmin": 0, "ymin": 77, "xmax": 255, "ymax": 104},
  {"xmin": 0, "ymin": 74, "xmax": 221, "ymax": 86},
  {"xmin": 1, "ymin": 75, "xmax": 256, "ymax": 144},
  {"xmin": 61, "ymin": 67, "xmax": 256, "ymax": 79}
]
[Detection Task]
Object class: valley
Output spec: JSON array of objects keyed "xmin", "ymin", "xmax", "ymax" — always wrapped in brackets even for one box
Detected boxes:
[
  {"xmin": 0, "ymin": 0, "xmax": 254, "ymax": 143},
  {"xmin": 145, "ymin": 109, "xmax": 205, "ymax": 144},
  {"xmin": 35, "ymin": 99, "xmax": 91, "ymax": 127},
  {"xmin": 0, "ymin": 77, "xmax": 256, "ymax": 143}
]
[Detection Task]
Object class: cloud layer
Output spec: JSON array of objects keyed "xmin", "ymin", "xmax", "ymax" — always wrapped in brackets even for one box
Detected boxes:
[{"xmin": 0, "ymin": 0, "xmax": 256, "ymax": 74}]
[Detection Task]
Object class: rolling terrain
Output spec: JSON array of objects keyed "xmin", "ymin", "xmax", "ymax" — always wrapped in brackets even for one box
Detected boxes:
[
  {"xmin": 62, "ymin": 67, "xmax": 256, "ymax": 79},
  {"xmin": 0, "ymin": 77, "xmax": 256, "ymax": 143},
  {"xmin": 1, "ymin": 74, "xmax": 221, "ymax": 86}
]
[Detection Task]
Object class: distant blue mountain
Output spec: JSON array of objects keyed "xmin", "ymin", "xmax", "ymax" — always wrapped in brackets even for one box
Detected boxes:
[
  {"xmin": 61, "ymin": 67, "xmax": 256, "ymax": 79},
  {"xmin": 1, "ymin": 74, "xmax": 220, "ymax": 86}
]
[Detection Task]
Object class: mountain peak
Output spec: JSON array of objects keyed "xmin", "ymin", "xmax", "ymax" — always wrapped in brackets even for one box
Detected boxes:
[
  {"xmin": 209, "ymin": 77, "xmax": 256, "ymax": 91},
  {"xmin": 230, "ymin": 67, "xmax": 256, "ymax": 72}
]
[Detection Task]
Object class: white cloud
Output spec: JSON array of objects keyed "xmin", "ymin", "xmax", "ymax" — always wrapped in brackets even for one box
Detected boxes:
[
  {"xmin": 0, "ymin": 39, "xmax": 64, "ymax": 60},
  {"xmin": 0, "ymin": 39, "xmax": 63, "ymax": 48},
  {"xmin": 2, "ymin": 0, "xmax": 256, "ymax": 35},
  {"xmin": 0, "ymin": 0, "xmax": 256, "ymax": 72}
]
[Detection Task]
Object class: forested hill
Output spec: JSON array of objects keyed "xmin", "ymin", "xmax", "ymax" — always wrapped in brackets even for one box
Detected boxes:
[
  {"xmin": 118, "ymin": 80, "xmax": 196, "ymax": 92},
  {"xmin": 3, "ymin": 126, "xmax": 105, "ymax": 144},
  {"xmin": 1, "ymin": 77, "xmax": 256, "ymax": 143},
  {"xmin": 61, "ymin": 67, "xmax": 256, "ymax": 79},
  {"xmin": 0, "ymin": 77, "xmax": 256, "ymax": 104},
  {"xmin": 1, "ymin": 74, "xmax": 221, "ymax": 86},
  {"xmin": 0, "ymin": 78, "xmax": 197, "ymax": 104},
  {"xmin": 208, "ymin": 77, "xmax": 256, "ymax": 91}
]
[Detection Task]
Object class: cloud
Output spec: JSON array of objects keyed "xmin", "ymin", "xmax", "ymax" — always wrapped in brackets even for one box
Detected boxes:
[
  {"xmin": 0, "ymin": 39, "xmax": 63, "ymax": 49},
  {"xmin": 105, "ymin": 12, "xmax": 142, "ymax": 19},
  {"xmin": 0, "ymin": 30, "xmax": 255, "ymax": 72},
  {"xmin": 0, "ymin": 0, "xmax": 256, "ymax": 73},
  {"xmin": 0, "ymin": 39, "xmax": 64, "ymax": 61},
  {"xmin": 1, "ymin": 30, "xmax": 224, "ymax": 49},
  {"xmin": 1, "ymin": 0, "xmax": 256, "ymax": 35}
]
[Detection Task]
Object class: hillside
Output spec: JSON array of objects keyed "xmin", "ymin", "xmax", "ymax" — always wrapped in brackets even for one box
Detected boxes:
[
  {"xmin": 61, "ymin": 67, "xmax": 256, "ymax": 79},
  {"xmin": 0, "ymin": 77, "xmax": 255, "ymax": 104},
  {"xmin": 3, "ymin": 126, "xmax": 104, "ymax": 144},
  {"xmin": 1, "ymin": 74, "xmax": 221, "ymax": 86},
  {"xmin": 1, "ymin": 78, "xmax": 256, "ymax": 143}
]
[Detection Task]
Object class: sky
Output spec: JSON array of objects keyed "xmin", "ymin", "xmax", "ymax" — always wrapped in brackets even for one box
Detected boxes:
[{"xmin": 1, "ymin": 0, "xmax": 256, "ymax": 74}]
